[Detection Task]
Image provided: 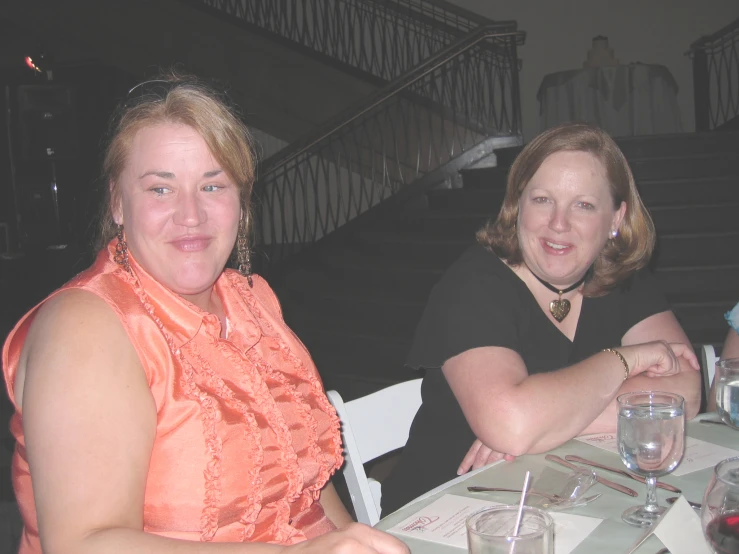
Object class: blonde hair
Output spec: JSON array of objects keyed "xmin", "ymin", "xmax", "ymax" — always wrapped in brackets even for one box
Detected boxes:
[
  {"xmin": 97, "ymin": 71, "xmax": 256, "ymax": 250},
  {"xmin": 476, "ymin": 123, "xmax": 655, "ymax": 295}
]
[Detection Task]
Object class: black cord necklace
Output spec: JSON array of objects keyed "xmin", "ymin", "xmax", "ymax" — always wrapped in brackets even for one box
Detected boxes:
[{"xmin": 530, "ymin": 272, "xmax": 587, "ymax": 322}]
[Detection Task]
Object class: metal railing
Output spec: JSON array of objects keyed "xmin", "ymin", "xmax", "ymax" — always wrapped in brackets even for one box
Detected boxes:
[
  {"xmin": 188, "ymin": 0, "xmax": 504, "ymax": 84},
  {"xmin": 251, "ymin": 25, "xmax": 523, "ymax": 270},
  {"xmin": 689, "ymin": 17, "xmax": 739, "ymax": 131}
]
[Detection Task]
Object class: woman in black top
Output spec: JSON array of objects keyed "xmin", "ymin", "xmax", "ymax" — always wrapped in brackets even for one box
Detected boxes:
[{"xmin": 381, "ymin": 123, "xmax": 701, "ymax": 516}]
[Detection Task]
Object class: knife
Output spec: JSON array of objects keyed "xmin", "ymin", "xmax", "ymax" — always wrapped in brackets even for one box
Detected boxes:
[
  {"xmin": 564, "ymin": 455, "xmax": 682, "ymax": 494},
  {"xmin": 545, "ymin": 454, "xmax": 639, "ymax": 497}
]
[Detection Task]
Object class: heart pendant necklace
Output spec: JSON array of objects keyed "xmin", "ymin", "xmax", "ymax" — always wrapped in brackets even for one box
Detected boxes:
[{"xmin": 530, "ymin": 272, "xmax": 587, "ymax": 322}]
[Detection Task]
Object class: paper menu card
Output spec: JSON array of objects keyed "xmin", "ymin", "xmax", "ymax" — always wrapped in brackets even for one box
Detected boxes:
[
  {"xmin": 576, "ymin": 433, "xmax": 739, "ymax": 476},
  {"xmin": 387, "ymin": 494, "xmax": 602, "ymax": 554}
]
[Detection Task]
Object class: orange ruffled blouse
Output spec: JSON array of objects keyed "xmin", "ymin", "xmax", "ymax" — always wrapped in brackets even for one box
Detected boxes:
[{"xmin": 2, "ymin": 242, "xmax": 343, "ymax": 553}]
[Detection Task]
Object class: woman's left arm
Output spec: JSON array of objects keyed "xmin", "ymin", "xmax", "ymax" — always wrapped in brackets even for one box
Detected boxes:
[
  {"xmin": 319, "ymin": 482, "xmax": 355, "ymax": 528},
  {"xmin": 581, "ymin": 310, "xmax": 701, "ymax": 435},
  {"xmin": 459, "ymin": 311, "xmax": 701, "ymax": 473}
]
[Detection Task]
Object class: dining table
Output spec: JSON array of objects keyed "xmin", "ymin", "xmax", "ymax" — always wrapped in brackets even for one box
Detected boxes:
[{"xmin": 376, "ymin": 413, "xmax": 738, "ymax": 553}]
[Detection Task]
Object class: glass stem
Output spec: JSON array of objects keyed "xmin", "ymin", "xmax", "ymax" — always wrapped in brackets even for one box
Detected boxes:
[{"xmin": 644, "ymin": 475, "xmax": 659, "ymax": 512}]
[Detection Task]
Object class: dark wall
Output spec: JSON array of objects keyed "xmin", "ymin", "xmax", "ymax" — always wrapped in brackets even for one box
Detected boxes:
[{"xmin": 0, "ymin": 63, "xmax": 134, "ymax": 255}]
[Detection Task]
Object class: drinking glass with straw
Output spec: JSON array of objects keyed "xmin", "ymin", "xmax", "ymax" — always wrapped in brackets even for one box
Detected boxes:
[{"xmin": 466, "ymin": 471, "xmax": 554, "ymax": 553}]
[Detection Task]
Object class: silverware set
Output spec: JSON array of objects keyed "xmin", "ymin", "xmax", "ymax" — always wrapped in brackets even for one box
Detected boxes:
[
  {"xmin": 545, "ymin": 454, "xmax": 640, "ymax": 497},
  {"xmin": 563, "ymin": 455, "xmax": 682, "ymax": 494},
  {"xmin": 468, "ymin": 451, "xmax": 701, "ymax": 524}
]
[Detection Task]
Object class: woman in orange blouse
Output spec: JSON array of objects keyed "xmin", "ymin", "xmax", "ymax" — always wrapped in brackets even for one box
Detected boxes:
[{"xmin": 2, "ymin": 74, "xmax": 407, "ymax": 554}]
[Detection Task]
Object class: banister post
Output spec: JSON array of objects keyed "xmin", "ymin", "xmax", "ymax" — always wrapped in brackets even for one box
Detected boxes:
[{"xmin": 692, "ymin": 48, "xmax": 710, "ymax": 132}]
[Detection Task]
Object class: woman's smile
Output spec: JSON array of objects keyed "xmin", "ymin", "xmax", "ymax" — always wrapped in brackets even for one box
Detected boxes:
[
  {"xmin": 541, "ymin": 238, "xmax": 574, "ymax": 254},
  {"xmin": 168, "ymin": 235, "xmax": 213, "ymax": 252}
]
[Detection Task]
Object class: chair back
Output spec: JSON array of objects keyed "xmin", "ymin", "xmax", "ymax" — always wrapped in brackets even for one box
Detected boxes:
[{"xmin": 327, "ymin": 378, "xmax": 423, "ymax": 526}]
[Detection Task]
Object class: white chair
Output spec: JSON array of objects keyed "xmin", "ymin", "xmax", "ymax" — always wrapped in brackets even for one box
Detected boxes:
[
  {"xmin": 701, "ymin": 343, "xmax": 718, "ymax": 400},
  {"xmin": 327, "ymin": 379, "xmax": 422, "ymax": 526}
]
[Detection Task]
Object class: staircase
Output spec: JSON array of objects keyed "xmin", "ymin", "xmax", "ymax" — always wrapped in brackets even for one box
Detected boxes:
[
  {"xmin": 272, "ymin": 131, "xmax": 739, "ymax": 401},
  {"xmin": 1, "ymin": 1, "xmax": 526, "ymax": 391}
]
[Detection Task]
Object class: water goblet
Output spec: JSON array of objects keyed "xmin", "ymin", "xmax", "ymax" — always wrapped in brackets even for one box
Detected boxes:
[
  {"xmin": 701, "ymin": 456, "xmax": 739, "ymax": 554},
  {"xmin": 715, "ymin": 358, "xmax": 739, "ymax": 430},
  {"xmin": 617, "ymin": 391, "xmax": 685, "ymax": 527}
]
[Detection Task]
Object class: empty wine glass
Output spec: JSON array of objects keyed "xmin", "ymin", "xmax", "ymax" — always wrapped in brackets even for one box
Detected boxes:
[
  {"xmin": 617, "ymin": 391, "xmax": 686, "ymax": 527},
  {"xmin": 701, "ymin": 457, "xmax": 739, "ymax": 554}
]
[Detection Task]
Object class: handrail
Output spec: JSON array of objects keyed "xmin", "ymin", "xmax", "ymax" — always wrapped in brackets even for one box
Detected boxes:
[
  {"xmin": 252, "ymin": 24, "xmax": 524, "ymax": 270},
  {"xmin": 689, "ymin": 17, "xmax": 739, "ymax": 51},
  {"xmin": 381, "ymin": 0, "xmax": 493, "ymax": 27},
  {"xmin": 185, "ymin": 0, "xmax": 520, "ymax": 87},
  {"xmin": 363, "ymin": 0, "xmax": 492, "ymax": 33},
  {"xmin": 688, "ymin": 17, "xmax": 739, "ymax": 131},
  {"xmin": 258, "ymin": 24, "xmax": 523, "ymax": 181}
]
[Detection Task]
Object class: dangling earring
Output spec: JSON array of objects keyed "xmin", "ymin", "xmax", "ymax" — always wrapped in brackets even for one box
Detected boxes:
[
  {"xmin": 114, "ymin": 224, "xmax": 131, "ymax": 272},
  {"xmin": 237, "ymin": 213, "xmax": 253, "ymax": 287}
]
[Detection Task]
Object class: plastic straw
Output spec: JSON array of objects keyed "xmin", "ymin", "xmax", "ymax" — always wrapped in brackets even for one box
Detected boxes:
[{"xmin": 509, "ymin": 470, "xmax": 531, "ymax": 554}]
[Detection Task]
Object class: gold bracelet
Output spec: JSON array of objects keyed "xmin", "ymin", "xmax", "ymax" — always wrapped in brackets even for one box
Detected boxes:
[{"xmin": 603, "ymin": 348, "xmax": 630, "ymax": 380}]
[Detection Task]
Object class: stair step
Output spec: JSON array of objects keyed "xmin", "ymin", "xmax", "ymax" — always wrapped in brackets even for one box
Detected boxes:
[
  {"xmin": 426, "ymin": 187, "xmax": 506, "ymax": 212},
  {"xmin": 350, "ymin": 230, "xmax": 738, "ymax": 268},
  {"xmin": 667, "ymin": 292, "xmax": 738, "ymax": 306},
  {"xmin": 277, "ymin": 265, "xmax": 443, "ymax": 302},
  {"xmin": 379, "ymin": 201, "xmax": 739, "ymax": 237},
  {"xmin": 491, "ymin": 132, "xmax": 739, "ymax": 168},
  {"xmin": 286, "ymin": 294, "xmax": 422, "ymax": 340},
  {"xmin": 616, "ymin": 131, "xmax": 739, "ymax": 159},
  {"xmin": 672, "ymin": 302, "xmax": 735, "ymax": 333},
  {"xmin": 293, "ymin": 330, "xmax": 417, "ymax": 400},
  {"xmin": 455, "ymin": 174, "xmax": 739, "ymax": 205},
  {"xmin": 654, "ymin": 264, "xmax": 739, "ymax": 295},
  {"xmin": 653, "ymin": 231, "xmax": 739, "ymax": 266},
  {"xmin": 630, "ymin": 153, "xmax": 739, "ymax": 181},
  {"xmin": 324, "ymin": 238, "xmax": 471, "ymax": 269},
  {"xmin": 649, "ymin": 203, "xmax": 739, "ymax": 232}
]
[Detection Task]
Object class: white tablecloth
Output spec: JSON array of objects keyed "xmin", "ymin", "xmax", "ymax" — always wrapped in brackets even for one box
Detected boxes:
[
  {"xmin": 537, "ymin": 64, "xmax": 683, "ymax": 136},
  {"xmin": 378, "ymin": 414, "xmax": 734, "ymax": 553}
]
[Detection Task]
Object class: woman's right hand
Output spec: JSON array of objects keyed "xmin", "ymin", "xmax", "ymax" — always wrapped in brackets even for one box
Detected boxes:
[
  {"xmin": 284, "ymin": 523, "xmax": 409, "ymax": 554},
  {"xmin": 619, "ymin": 340, "xmax": 700, "ymax": 378}
]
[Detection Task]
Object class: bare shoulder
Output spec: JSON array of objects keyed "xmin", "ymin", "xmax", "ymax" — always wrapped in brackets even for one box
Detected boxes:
[
  {"xmin": 17, "ymin": 288, "xmax": 144, "ymax": 410},
  {"xmin": 23, "ymin": 288, "xmax": 130, "ymax": 362},
  {"xmin": 31, "ymin": 289, "xmax": 121, "ymax": 330}
]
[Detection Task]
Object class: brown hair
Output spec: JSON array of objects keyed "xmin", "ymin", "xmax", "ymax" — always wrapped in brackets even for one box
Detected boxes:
[
  {"xmin": 96, "ymin": 71, "xmax": 256, "ymax": 250},
  {"xmin": 476, "ymin": 122, "xmax": 655, "ymax": 296}
]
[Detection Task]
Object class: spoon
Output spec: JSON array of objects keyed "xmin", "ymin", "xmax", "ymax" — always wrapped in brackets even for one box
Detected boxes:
[{"xmin": 666, "ymin": 496, "xmax": 701, "ymax": 509}]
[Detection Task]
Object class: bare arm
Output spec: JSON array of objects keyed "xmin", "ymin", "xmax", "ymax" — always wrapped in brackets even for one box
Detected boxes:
[
  {"xmin": 707, "ymin": 328, "xmax": 739, "ymax": 411},
  {"xmin": 443, "ymin": 335, "xmax": 688, "ymax": 457},
  {"xmin": 721, "ymin": 327, "xmax": 739, "ymax": 361},
  {"xmin": 18, "ymin": 290, "xmax": 405, "ymax": 554},
  {"xmin": 319, "ymin": 483, "xmax": 354, "ymax": 528},
  {"xmin": 580, "ymin": 311, "xmax": 702, "ymax": 434},
  {"xmin": 454, "ymin": 311, "xmax": 699, "ymax": 470}
]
